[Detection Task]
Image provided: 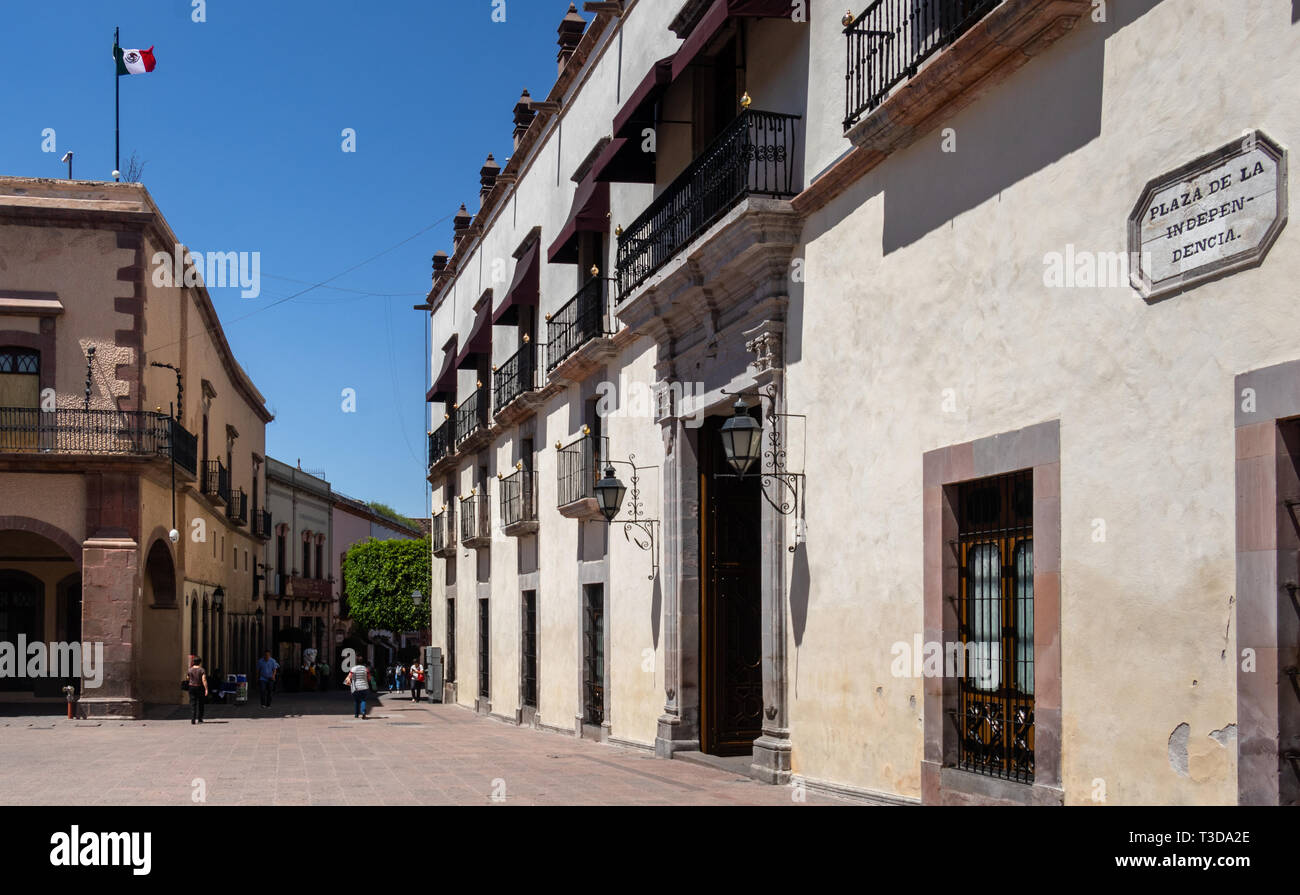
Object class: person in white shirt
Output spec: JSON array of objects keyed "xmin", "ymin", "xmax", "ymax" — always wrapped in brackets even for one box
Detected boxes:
[
  {"xmin": 409, "ymin": 661, "xmax": 425, "ymax": 703},
  {"xmin": 344, "ymin": 661, "xmax": 372, "ymax": 719}
]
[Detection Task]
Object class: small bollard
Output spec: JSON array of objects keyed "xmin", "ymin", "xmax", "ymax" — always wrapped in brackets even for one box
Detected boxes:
[{"xmin": 62, "ymin": 685, "xmax": 77, "ymax": 720}]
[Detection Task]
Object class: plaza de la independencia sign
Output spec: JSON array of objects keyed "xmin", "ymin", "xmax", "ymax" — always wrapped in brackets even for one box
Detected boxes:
[{"xmin": 1129, "ymin": 130, "xmax": 1287, "ymax": 302}]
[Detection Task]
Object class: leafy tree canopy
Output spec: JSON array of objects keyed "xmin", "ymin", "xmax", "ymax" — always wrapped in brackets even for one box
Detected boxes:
[{"xmin": 342, "ymin": 537, "xmax": 431, "ymax": 634}]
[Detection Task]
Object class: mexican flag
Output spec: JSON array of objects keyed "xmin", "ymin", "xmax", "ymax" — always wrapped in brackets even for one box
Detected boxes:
[{"xmin": 114, "ymin": 44, "xmax": 156, "ymax": 75}]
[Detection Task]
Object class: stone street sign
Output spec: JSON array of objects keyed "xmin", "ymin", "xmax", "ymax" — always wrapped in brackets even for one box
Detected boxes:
[{"xmin": 1129, "ymin": 130, "xmax": 1287, "ymax": 302}]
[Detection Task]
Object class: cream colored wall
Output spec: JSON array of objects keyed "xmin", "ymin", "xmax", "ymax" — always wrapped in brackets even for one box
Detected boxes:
[{"xmin": 791, "ymin": 0, "xmax": 1299, "ymax": 803}]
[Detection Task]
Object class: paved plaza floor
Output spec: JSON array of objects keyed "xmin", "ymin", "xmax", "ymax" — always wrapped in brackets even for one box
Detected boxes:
[{"xmin": 0, "ymin": 690, "xmax": 835, "ymax": 806}]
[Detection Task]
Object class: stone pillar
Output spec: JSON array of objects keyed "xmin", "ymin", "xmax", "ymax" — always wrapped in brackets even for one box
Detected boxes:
[
  {"xmin": 656, "ymin": 416, "xmax": 701, "ymax": 756},
  {"xmin": 78, "ymin": 538, "xmax": 142, "ymax": 719},
  {"xmin": 747, "ymin": 321, "xmax": 793, "ymax": 784}
]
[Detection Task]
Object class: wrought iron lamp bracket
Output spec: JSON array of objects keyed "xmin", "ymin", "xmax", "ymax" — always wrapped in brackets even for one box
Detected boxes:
[
  {"xmin": 604, "ymin": 454, "xmax": 661, "ymax": 580},
  {"xmin": 719, "ymin": 386, "xmax": 807, "ymax": 548}
]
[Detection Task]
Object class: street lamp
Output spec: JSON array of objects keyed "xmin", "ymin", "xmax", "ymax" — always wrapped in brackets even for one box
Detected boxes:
[
  {"xmin": 212, "ymin": 586, "xmax": 224, "ymax": 611},
  {"xmin": 591, "ymin": 455, "xmax": 659, "ymax": 579},
  {"xmin": 594, "ymin": 465, "xmax": 627, "ymax": 522},
  {"xmin": 717, "ymin": 385, "xmax": 807, "ymax": 547},
  {"xmin": 719, "ymin": 398, "xmax": 763, "ymax": 477}
]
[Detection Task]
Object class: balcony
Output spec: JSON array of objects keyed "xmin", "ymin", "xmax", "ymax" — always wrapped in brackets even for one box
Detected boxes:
[
  {"xmin": 844, "ymin": 0, "xmax": 999, "ymax": 130},
  {"xmin": 500, "ymin": 468, "xmax": 537, "ymax": 536},
  {"xmin": 616, "ymin": 109, "xmax": 800, "ymax": 301},
  {"xmin": 428, "ymin": 420, "xmax": 452, "ymax": 472},
  {"xmin": 252, "ymin": 508, "xmax": 272, "ymax": 540},
  {"xmin": 454, "ymin": 386, "xmax": 490, "ymax": 450},
  {"xmin": 0, "ymin": 407, "xmax": 198, "ymax": 476},
  {"xmin": 432, "ymin": 509, "xmax": 456, "ymax": 558},
  {"xmin": 226, "ymin": 488, "xmax": 248, "ymax": 526},
  {"xmin": 556, "ymin": 434, "xmax": 608, "ymax": 520},
  {"xmin": 546, "ymin": 278, "xmax": 612, "ymax": 378},
  {"xmin": 493, "ymin": 342, "xmax": 537, "ymax": 416},
  {"xmin": 202, "ymin": 459, "xmax": 230, "ymax": 505},
  {"xmin": 459, "ymin": 493, "xmax": 491, "ymax": 548}
]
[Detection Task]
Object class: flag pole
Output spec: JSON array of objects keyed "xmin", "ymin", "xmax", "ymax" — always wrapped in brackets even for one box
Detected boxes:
[{"xmin": 114, "ymin": 26, "xmax": 120, "ymax": 179}]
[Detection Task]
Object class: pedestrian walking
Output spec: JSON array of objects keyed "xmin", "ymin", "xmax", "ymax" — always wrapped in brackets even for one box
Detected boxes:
[
  {"xmin": 386, "ymin": 665, "xmax": 395, "ymax": 693},
  {"xmin": 187, "ymin": 656, "xmax": 209, "ymax": 724},
  {"xmin": 410, "ymin": 660, "xmax": 425, "ymax": 703},
  {"xmin": 257, "ymin": 650, "xmax": 279, "ymax": 707},
  {"xmin": 318, "ymin": 658, "xmax": 331, "ymax": 691},
  {"xmin": 396, "ymin": 663, "xmax": 407, "ymax": 693},
  {"xmin": 345, "ymin": 659, "xmax": 373, "ymax": 719}
]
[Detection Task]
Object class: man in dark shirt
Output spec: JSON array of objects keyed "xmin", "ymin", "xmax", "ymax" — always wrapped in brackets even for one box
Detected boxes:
[{"xmin": 187, "ymin": 656, "xmax": 209, "ymax": 724}]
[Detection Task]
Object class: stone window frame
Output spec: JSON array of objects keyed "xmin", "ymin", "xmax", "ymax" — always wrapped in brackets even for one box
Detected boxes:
[
  {"xmin": 922, "ymin": 419, "xmax": 1063, "ymax": 806},
  {"xmin": 1234, "ymin": 358, "xmax": 1300, "ymax": 806}
]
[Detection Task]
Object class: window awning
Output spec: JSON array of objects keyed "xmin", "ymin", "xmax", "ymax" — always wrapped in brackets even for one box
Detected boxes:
[
  {"xmin": 429, "ymin": 335, "xmax": 459, "ymax": 402},
  {"xmin": 547, "ymin": 174, "xmax": 610, "ymax": 264},
  {"xmin": 613, "ymin": 55, "xmax": 676, "ymax": 140},
  {"xmin": 671, "ymin": 0, "xmax": 793, "ymax": 80},
  {"xmin": 492, "ymin": 240, "xmax": 540, "ymax": 326},
  {"xmin": 591, "ymin": 136, "xmax": 656, "ymax": 185},
  {"xmin": 455, "ymin": 295, "xmax": 493, "ymax": 369}
]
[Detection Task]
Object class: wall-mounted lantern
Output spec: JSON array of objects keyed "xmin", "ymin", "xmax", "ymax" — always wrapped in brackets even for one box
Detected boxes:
[
  {"xmin": 719, "ymin": 384, "xmax": 806, "ymax": 550},
  {"xmin": 592, "ymin": 454, "xmax": 660, "ymax": 580}
]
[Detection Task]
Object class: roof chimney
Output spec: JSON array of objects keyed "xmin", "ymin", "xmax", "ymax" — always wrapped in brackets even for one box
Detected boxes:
[
  {"xmin": 452, "ymin": 204, "xmax": 472, "ymax": 250},
  {"xmin": 479, "ymin": 154, "xmax": 500, "ymax": 202},
  {"xmin": 513, "ymin": 89, "xmax": 535, "ymax": 151},
  {"xmin": 557, "ymin": 3, "xmax": 586, "ymax": 75}
]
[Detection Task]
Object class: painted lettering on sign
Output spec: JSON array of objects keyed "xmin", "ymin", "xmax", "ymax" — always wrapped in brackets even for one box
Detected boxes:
[{"xmin": 1128, "ymin": 131, "xmax": 1286, "ymax": 301}]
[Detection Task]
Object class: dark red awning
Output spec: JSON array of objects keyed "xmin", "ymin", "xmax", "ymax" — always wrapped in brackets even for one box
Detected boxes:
[
  {"xmin": 547, "ymin": 174, "xmax": 610, "ymax": 265},
  {"xmin": 671, "ymin": 0, "xmax": 793, "ymax": 80},
  {"xmin": 613, "ymin": 55, "xmax": 675, "ymax": 139},
  {"xmin": 493, "ymin": 240, "xmax": 540, "ymax": 326},
  {"xmin": 455, "ymin": 296, "xmax": 492, "ymax": 369},
  {"xmin": 591, "ymin": 137, "xmax": 656, "ymax": 185},
  {"xmin": 429, "ymin": 335, "xmax": 458, "ymax": 402}
]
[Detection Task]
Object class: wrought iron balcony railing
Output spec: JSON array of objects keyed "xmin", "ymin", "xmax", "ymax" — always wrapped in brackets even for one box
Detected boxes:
[
  {"xmin": 226, "ymin": 488, "xmax": 248, "ymax": 526},
  {"xmin": 203, "ymin": 459, "xmax": 230, "ymax": 504},
  {"xmin": 494, "ymin": 342, "xmax": 536, "ymax": 412},
  {"xmin": 454, "ymin": 387, "xmax": 489, "ymax": 446},
  {"xmin": 0, "ymin": 407, "xmax": 197, "ymax": 474},
  {"xmin": 432, "ymin": 511, "xmax": 449, "ymax": 553},
  {"xmin": 616, "ymin": 109, "xmax": 800, "ymax": 300},
  {"xmin": 557, "ymin": 434, "xmax": 608, "ymax": 508},
  {"xmin": 547, "ymin": 278, "xmax": 609, "ymax": 373},
  {"xmin": 458, "ymin": 493, "xmax": 490, "ymax": 544},
  {"xmin": 500, "ymin": 469, "xmax": 536, "ymax": 528},
  {"xmin": 844, "ymin": 0, "xmax": 999, "ymax": 130},
  {"xmin": 253, "ymin": 508, "xmax": 272, "ymax": 539},
  {"xmin": 428, "ymin": 420, "xmax": 452, "ymax": 468}
]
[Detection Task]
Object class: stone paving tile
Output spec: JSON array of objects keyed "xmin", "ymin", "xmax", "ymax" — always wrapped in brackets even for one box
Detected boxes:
[{"xmin": 0, "ymin": 691, "xmax": 838, "ymax": 806}]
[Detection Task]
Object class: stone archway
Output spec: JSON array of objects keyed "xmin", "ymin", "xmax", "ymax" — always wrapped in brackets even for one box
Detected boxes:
[{"xmin": 139, "ymin": 538, "xmax": 182, "ymax": 704}]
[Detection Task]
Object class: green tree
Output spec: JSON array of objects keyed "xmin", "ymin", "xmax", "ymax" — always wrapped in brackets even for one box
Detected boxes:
[{"xmin": 342, "ymin": 537, "xmax": 431, "ymax": 634}]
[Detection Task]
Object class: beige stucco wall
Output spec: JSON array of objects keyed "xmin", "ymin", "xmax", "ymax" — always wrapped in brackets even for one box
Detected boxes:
[
  {"xmin": 790, "ymin": 0, "xmax": 1299, "ymax": 803},
  {"xmin": 0, "ymin": 178, "xmax": 273, "ymax": 704}
]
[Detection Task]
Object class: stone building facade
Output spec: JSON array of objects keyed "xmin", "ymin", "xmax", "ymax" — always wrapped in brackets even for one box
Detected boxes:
[
  {"xmin": 0, "ymin": 177, "xmax": 275, "ymax": 716},
  {"xmin": 423, "ymin": 0, "xmax": 1298, "ymax": 805},
  {"xmin": 264, "ymin": 458, "xmax": 334, "ymax": 668}
]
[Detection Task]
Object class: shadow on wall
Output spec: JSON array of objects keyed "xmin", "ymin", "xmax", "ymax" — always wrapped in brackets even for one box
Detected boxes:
[
  {"xmin": 788, "ymin": 542, "xmax": 810, "ymax": 697},
  {"xmin": 804, "ymin": 0, "xmax": 1168, "ymax": 258},
  {"xmin": 1294, "ymin": 0, "xmax": 1299, "ymax": 23},
  {"xmin": 650, "ymin": 572, "xmax": 662, "ymax": 651}
]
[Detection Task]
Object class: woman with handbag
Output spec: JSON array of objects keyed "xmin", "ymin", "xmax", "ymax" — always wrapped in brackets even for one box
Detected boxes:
[
  {"xmin": 409, "ymin": 660, "xmax": 425, "ymax": 703},
  {"xmin": 185, "ymin": 656, "xmax": 209, "ymax": 724}
]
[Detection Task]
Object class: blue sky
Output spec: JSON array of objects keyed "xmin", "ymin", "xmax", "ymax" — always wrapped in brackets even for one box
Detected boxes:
[{"xmin": 1, "ymin": 0, "xmax": 566, "ymax": 518}]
